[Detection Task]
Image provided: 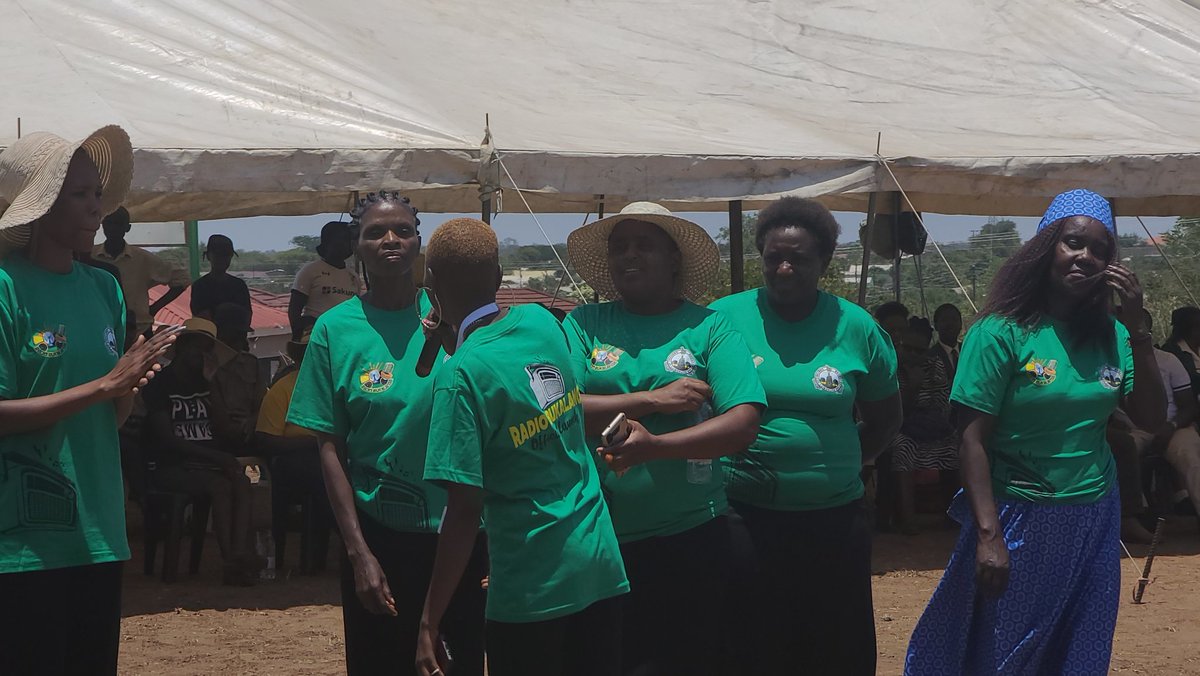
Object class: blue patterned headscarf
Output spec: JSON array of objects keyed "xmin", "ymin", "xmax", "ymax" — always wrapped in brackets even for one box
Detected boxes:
[{"xmin": 1037, "ymin": 188, "xmax": 1115, "ymax": 233}]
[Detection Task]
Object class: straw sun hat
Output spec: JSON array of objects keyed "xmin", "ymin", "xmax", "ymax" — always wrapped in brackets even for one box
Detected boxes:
[
  {"xmin": 0, "ymin": 125, "xmax": 133, "ymax": 252},
  {"xmin": 567, "ymin": 202, "xmax": 720, "ymax": 302}
]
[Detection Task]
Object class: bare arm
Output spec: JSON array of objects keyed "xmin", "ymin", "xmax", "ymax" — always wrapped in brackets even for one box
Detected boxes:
[
  {"xmin": 289, "ymin": 291, "xmax": 309, "ymax": 340},
  {"xmin": 0, "ymin": 331, "xmax": 175, "ymax": 436},
  {"xmin": 1124, "ymin": 341, "xmax": 1166, "ymax": 432},
  {"xmin": 149, "ymin": 285, "xmax": 187, "ymax": 316},
  {"xmin": 315, "ymin": 432, "xmax": 395, "ymax": 615},
  {"xmin": 857, "ymin": 392, "xmax": 903, "ymax": 464},
  {"xmin": 957, "ymin": 406, "xmax": 1009, "ymax": 597},
  {"xmin": 417, "ymin": 484, "xmax": 485, "ymax": 676},
  {"xmin": 581, "ymin": 377, "xmax": 712, "ymax": 435},
  {"xmin": 599, "ymin": 403, "xmax": 761, "ymax": 472}
]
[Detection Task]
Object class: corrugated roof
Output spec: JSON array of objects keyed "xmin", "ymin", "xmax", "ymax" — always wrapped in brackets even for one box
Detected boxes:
[
  {"xmin": 148, "ymin": 285, "xmax": 291, "ymax": 333},
  {"xmin": 496, "ymin": 286, "xmax": 578, "ymax": 312}
]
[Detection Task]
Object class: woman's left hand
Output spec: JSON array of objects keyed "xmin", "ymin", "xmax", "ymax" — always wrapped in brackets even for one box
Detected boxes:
[
  {"xmin": 597, "ymin": 420, "xmax": 660, "ymax": 473},
  {"xmin": 1106, "ymin": 264, "xmax": 1145, "ymax": 330},
  {"xmin": 415, "ymin": 623, "xmax": 445, "ymax": 676}
]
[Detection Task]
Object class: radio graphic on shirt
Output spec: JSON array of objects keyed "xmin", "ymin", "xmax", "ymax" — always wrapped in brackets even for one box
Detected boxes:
[
  {"xmin": 508, "ymin": 364, "xmax": 583, "ymax": 448},
  {"xmin": 169, "ymin": 392, "xmax": 214, "ymax": 442},
  {"xmin": 350, "ymin": 463, "xmax": 431, "ymax": 531},
  {"xmin": 0, "ymin": 452, "xmax": 79, "ymax": 534}
]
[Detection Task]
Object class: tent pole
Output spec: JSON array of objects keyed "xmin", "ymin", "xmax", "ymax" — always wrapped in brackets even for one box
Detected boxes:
[
  {"xmin": 893, "ymin": 192, "xmax": 902, "ymax": 302},
  {"xmin": 729, "ymin": 200, "xmax": 744, "ymax": 294},
  {"xmin": 482, "ymin": 196, "xmax": 492, "ymax": 225},
  {"xmin": 185, "ymin": 220, "xmax": 201, "ymax": 281},
  {"xmin": 857, "ymin": 193, "xmax": 878, "ymax": 306},
  {"xmin": 593, "ymin": 196, "xmax": 604, "ymax": 304}
]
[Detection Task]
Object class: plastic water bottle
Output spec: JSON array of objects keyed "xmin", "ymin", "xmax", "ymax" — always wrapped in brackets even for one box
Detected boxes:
[
  {"xmin": 686, "ymin": 402, "xmax": 715, "ymax": 485},
  {"xmin": 256, "ymin": 530, "xmax": 276, "ymax": 581}
]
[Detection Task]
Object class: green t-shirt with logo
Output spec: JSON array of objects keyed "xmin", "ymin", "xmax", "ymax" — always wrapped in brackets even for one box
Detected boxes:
[
  {"xmin": 709, "ymin": 289, "xmax": 899, "ymax": 511},
  {"xmin": 951, "ymin": 314, "xmax": 1134, "ymax": 504},
  {"xmin": 0, "ymin": 254, "xmax": 129, "ymax": 573},
  {"xmin": 424, "ymin": 304, "xmax": 629, "ymax": 623},
  {"xmin": 287, "ymin": 292, "xmax": 447, "ymax": 533},
  {"xmin": 563, "ymin": 301, "xmax": 767, "ymax": 542}
]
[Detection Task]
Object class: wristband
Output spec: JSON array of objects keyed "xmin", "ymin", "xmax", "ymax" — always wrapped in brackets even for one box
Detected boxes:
[{"xmin": 1128, "ymin": 332, "xmax": 1153, "ymax": 346}]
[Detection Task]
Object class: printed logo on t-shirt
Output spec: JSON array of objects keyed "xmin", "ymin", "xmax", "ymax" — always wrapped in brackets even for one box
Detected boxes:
[
  {"xmin": 31, "ymin": 325, "xmax": 67, "ymax": 358},
  {"xmin": 359, "ymin": 362, "xmax": 395, "ymax": 393},
  {"xmin": 103, "ymin": 326, "xmax": 118, "ymax": 356},
  {"xmin": 664, "ymin": 347, "xmax": 698, "ymax": 376},
  {"xmin": 169, "ymin": 392, "xmax": 213, "ymax": 442},
  {"xmin": 1098, "ymin": 365, "xmax": 1123, "ymax": 391},
  {"xmin": 812, "ymin": 365, "xmax": 844, "ymax": 393},
  {"xmin": 509, "ymin": 363, "xmax": 583, "ymax": 448},
  {"xmin": 589, "ymin": 344, "xmax": 624, "ymax": 371},
  {"xmin": 752, "ymin": 355, "xmax": 764, "ymax": 368},
  {"xmin": 526, "ymin": 364, "xmax": 567, "ymax": 409},
  {"xmin": 1023, "ymin": 358, "xmax": 1058, "ymax": 386}
]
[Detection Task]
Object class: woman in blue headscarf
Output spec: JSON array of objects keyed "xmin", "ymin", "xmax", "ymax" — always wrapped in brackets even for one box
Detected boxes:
[{"xmin": 904, "ymin": 189, "xmax": 1165, "ymax": 675}]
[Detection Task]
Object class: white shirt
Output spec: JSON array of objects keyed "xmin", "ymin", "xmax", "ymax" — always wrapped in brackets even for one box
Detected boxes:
[
  {"xmin": 1155, "ymin": 348, "xmax": 1192, "ymax": 420},
  {"xmin": 291, "ymin": 259, "xmax": 362, "ymax": 318}
]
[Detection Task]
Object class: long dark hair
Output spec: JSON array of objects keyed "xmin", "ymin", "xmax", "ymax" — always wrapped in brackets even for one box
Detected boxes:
[{"xmin": 980, "ymin": 219, "xmax": 1115, "ymax": 347}]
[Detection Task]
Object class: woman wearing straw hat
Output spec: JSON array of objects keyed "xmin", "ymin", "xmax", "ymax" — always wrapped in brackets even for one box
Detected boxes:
[
  {"xmin": 709, "ymin": 197, "xmax": 901, "ymax": 676},
  {"xmin": 565, "ymin": 201, "xmax": 766, "ymax": 676},
  {"xmin": 0, "ymin": 127, "xmax": 178, "ymax": 675},
  {"xmin": 287, "ymin": 193, "xmax": 486, "ymax": 675},
  {"xmin": 905, "ymin": 189, "xmax": 1165, "ymax": 675}
]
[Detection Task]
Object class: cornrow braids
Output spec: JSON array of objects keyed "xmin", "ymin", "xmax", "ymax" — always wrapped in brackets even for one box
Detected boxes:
[{"xmin": 350, "ymin": 191, "xmax": 421, "ymax": 228}]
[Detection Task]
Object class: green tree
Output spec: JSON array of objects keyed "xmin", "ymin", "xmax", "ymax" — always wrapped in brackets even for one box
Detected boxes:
[
  {"xmin": 290, "ymin": 235, "xmax": 321, "ymax": 252},
  {"xmin": 968, "ymin": 219, "xmax": 1021, "ymax": 259}
]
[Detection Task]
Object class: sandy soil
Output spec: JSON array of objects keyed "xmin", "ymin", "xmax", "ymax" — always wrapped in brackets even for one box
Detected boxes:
[{"xmin": 119, "ymin": 516, "xmax": 1200, "ymax": 675}]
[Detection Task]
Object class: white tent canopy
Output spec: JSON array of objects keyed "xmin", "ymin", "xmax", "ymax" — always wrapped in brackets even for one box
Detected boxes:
[{"xmin": 4, "ymin": 0, "xmax": 1200, "ymax": 220}]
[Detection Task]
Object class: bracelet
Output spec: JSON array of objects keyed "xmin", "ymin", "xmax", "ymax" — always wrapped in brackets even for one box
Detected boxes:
[{"xmin": 1128, "ymin": 332, "xmax": 1153, "ymax": 346}]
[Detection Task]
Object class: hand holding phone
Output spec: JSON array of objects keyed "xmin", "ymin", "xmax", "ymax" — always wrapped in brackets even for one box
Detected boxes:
[{"xmin": 600, "ymin": 413, "xmax": 632, "ymax": 477}]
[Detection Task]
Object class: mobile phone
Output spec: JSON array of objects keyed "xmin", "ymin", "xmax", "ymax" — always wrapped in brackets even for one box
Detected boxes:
[
  {"xmin": 436, "ymin": 635, "xmax": 454, "ymax": 674},
  {"xmin": 601, "ymin": 412, "xmax": 630, "ymax": 446}
]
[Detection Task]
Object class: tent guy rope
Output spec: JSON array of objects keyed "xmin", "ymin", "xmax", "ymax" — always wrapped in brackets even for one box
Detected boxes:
[{"xmin": 876, "ymin": 156, "xmax": 979, "ymax": 314}]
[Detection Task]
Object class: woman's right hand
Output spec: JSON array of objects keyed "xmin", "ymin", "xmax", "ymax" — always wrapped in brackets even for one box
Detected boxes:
[
  {"xmin": 99, "ymin": 328, "xmax": 180, "ymax": 397},
  {"xmin": 351, "ymin": 550, "xmax": 397, "ymax": 616},
  {"xmin": 975, "ymin": 532, "xmax": 1010, "ymax": 598},
  {"xmin": 649, "ymin": 377, "xmax": 712, "ymax": 414}
]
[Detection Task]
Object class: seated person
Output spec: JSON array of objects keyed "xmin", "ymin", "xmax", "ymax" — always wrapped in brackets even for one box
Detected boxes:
[
  {"xmin": 255, "ymin": 332, "xmax": 330, "ymax": 571},
  {"xmin": 887, "ymin": 318, "xmax": 959, "ymax": 534},
  {"xmin": 209, "ymin": 303, "xmax": 267, "ymax": 453},
  {"xmin": 142, "ymin": 318, "xmax": 259, "ymax": 585},
  {"xmin": 1107, "ymin": 309, "xmax": 1200, "ymax": 541}
]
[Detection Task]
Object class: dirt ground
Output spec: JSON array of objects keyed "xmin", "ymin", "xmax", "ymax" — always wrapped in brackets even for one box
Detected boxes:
[{"xmin": 119, "ymin": 516, "xmax": 1200, "ymax": 675}]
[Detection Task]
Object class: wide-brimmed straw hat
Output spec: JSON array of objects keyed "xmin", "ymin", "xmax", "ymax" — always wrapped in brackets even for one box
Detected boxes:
[
  {"xmin": 0, "ymin": 125, "xmax": 134, "ymax": 252},
  {"xmin": 567, "ymin": 202, "xmax": 719, "ymax": 302}
]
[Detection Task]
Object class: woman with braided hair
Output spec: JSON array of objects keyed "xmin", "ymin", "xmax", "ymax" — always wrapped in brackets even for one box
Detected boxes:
[
  {"xmin": 905, "ymin": 189, "xmax": 1166, "ymax": 675},
  {"xmin": 287, "ymin": 192, "xmax": 486, "ymax": 675}
]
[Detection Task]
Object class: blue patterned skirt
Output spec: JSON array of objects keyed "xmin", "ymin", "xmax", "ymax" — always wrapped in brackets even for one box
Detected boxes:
[{"xmin": 904, "ymin": 488, "xmax": 1120, "ymax": 676}]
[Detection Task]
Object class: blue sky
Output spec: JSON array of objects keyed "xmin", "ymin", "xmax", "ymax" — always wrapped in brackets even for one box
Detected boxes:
[{"xmin": 196, "ymin": 211, "xmax": 1179, "ymax": 252}]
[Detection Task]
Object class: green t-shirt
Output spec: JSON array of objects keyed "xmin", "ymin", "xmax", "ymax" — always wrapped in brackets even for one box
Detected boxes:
[
  {"xmin": 951, "ymin": 314, "xmax": 1134, "ymax": 504},
  {"xmin": 424, "ymin": 304, "xmax": 629, "ymax": 623},
  {"xmin": 709, "ymin": 289, "xmax": 899, "ymax": 510},
  {"xmin": 563, "ymin": 301, "xmax": 766, "ymax": 542},
  {"xmin": 0, "ymin": 255, "xmax": 129, "ymax": 573},
  {"xmin": 287, "ymin": 293, "xmax": 447, "ymax": 533}
]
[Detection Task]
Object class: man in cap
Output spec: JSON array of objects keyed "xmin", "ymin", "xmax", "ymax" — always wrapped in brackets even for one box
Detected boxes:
[
  {"xmin": 142, "ymin": 317, "xmax": 258, "ymax": 585},
  {"xmin": 289, "ymin": 221, "xmax": 362, "ymax": 340},
  {"xmin": 93, "ymin": 206, "xmax": 190, "ymax": 337},
  {"xmin": 191, "ymin": 234, "xmax": 251, "ymax": 322}
]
